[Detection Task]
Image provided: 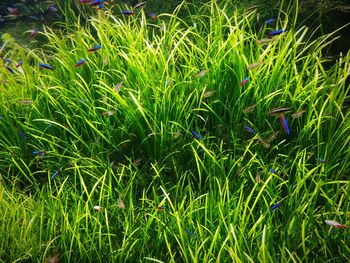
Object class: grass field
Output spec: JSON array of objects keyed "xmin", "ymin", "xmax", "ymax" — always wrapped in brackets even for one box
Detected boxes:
[{"xmin": 0, "ymin": 0, "xmax": 349, "ymax": 262}]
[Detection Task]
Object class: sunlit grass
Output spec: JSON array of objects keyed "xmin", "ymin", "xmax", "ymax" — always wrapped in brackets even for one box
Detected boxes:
[{"xmin": 0, "ymin": 0, "xmax": 349, "ymax": 262}]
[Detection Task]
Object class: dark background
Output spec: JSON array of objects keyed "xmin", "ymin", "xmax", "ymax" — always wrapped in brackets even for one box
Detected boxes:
[{"xmin": 0, "ymin": 0, "xmax": 349, "ymax": 55}]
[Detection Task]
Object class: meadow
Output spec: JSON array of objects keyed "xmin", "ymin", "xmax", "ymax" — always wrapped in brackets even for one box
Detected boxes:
[{"xmin": 0, "ymin": 0, "xmax": 349, "ymax": 262}]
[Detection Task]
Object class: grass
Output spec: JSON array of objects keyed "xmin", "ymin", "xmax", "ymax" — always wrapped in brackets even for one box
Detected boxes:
[{"xmin": 0, "ymin": 0, "xmax": 349, "ymax": 262}]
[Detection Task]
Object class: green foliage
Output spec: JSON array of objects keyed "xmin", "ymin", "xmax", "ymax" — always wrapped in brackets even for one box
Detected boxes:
[{"xmin": 0, "ymin": 0, "xmax": 349, "ymax": 262}]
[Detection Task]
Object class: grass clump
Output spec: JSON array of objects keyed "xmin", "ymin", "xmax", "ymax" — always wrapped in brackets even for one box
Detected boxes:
[{"xmin": 0, "ymin": 0, "xmax": 349, "ymax": 262}]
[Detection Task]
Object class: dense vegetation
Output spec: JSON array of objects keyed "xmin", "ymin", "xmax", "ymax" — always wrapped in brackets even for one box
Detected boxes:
[{"xmin": 0, "ymin": 0, "xmax": 349, "ymax": 262}]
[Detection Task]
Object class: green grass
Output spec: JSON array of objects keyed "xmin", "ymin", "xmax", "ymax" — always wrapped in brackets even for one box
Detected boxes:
[{"xmin": 0, "ymin": 0, "xmax": 349, "ymax": 262}]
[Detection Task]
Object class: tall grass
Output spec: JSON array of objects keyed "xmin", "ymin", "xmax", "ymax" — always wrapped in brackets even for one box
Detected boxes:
[{"xmin": 0, "ymin": 0, "xmax": 349, "ymax": 262}]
